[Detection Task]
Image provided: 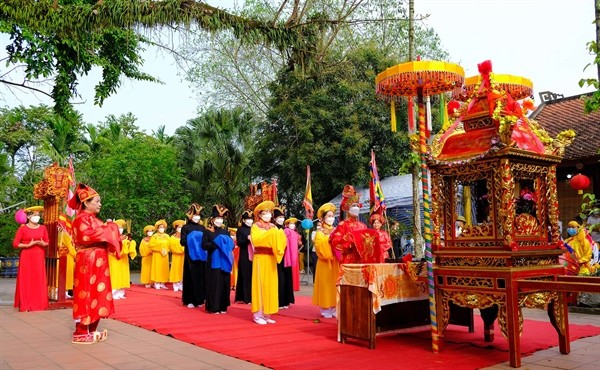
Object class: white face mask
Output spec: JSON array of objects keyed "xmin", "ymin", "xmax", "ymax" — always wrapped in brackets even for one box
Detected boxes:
[
  {"xmin": 213, "ymin": 218, "xmax": 224, "ymax": 228},
  {"xmin": 118, "ymin": 227, "xmax": 124, "ymax": 234},
  {"xmin": 275, "ymin": 216, "xmax": 285, "ymax": 225},
  {"xmin": 30, "ymin": 215, "xmax": 41, "ymax": 224},
  {"xmin": 288, "ymin": 224, "xmax": 296, "ymax": 230},
  {"xmin": 324, "ymin": 217, "xmax": 335, "ymax": 226},
  {"xmin": 192, "ymin": 215, "xmax": 201, "ymax": 223},
  {"xmin": 158, "ymin": 227, "xmax": 165, "ymax": 233},
  {"xmin": 348, "ymin": 206, "xmax": 360, "ymax": 216},
  {"xmin": 147, "ymin": 231, "xmax": 154, "ymax": 237},
  {"xmin": 244, "ymin": 219, "xmax": 253, "ymax": 227},
  {"xmin": 176, "ymin": 227, "xmax": 182, "ymax": 233},
  {"xmin": 261, "ymin": 212, "xmax": 272, "ymax": 222}
]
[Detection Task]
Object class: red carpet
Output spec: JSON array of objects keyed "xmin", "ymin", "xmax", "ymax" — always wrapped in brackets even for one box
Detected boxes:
[{"xmin": 111, "ymin": 285, "xmax": 600, "ymax": 369}]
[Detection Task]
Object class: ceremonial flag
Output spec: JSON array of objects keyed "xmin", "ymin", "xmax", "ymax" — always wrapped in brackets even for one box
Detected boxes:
[
  {"xmin": 272, "ymin": 178, "xmax": 279, "ymax": 206},
  {"xmin": 57, "ymin": 156, "xmax": 77, "ymax": 261},
  {"xmin": 369, "ymin": 150, "xmax": 386, "ymax": 216},
  {"xmin": 302, "ymin": 165, "xmax": 314, "ymax": 219},
  {"xmin": 58, "ymin": 156, "xmax": 76, "ymax": 234}
]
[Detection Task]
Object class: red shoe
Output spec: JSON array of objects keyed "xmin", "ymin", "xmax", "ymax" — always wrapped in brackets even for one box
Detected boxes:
[{"xmin": 72, "ymin": 333, "xmax": 97, "ymax": 345}]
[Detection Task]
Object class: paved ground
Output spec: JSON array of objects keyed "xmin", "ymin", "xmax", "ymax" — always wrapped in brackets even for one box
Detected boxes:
[{"xmin": 1, "ymin": 274, "xmax": 598, "ymax": 369}]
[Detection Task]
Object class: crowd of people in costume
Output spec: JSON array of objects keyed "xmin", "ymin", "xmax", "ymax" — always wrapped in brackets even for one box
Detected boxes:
[{"xmin": 11, "ymin": 181, "xmax": 600, "ymax": 344}]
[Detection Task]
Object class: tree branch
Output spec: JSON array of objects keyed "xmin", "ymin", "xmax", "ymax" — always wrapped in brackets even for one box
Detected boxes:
[{"xmin": 0, "ymin": 79, "xmax": 53, "ymax": 98}]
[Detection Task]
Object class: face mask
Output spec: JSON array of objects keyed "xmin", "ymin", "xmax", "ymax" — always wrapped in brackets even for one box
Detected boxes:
[
  {"xmin": 244, "ymin": 219, "xmax": 253, "ymax": 227},
  {"xmin": 288, "ymin": 224, "xmax": 296, "ymax": 230},
  {"xmin": 118, "ymin": 228, "xmax": 124, "ymax": 234},
  {"xmin": 275, "ymin": 217, "xmax": 285, "ymax": 225},
  {"xmin": 30, "ymin": 215, "xmax": 41, "ymax": 224},
  {"xmin": 567, "ymin": 228, "xmax": 577, "ymax": 236},
  {"xmin": 158, "ymin": 227, "xmax": 165, "ymax": 233},
  {"xmin": 176, "ymin": 227, "xmax": 182, "ymax": 233},
  {"xmin": 192, "ymin": 215, "xmax": 201, "ymax": 223},
  {"xmin": 349, "ymin": 206, "xmax": 360, "ymax": 216},
  {"xmin": 261, "ymin": 212, "xmax": 272, "ymax": 222},
  {"xmin": 324, "ymin": 217, "xmax": 335, "ymax": 226},
  {"xmin": 213, "ymin": 218, "xmax": 224, "ymax": 228},
  {"xmin": 147, "ymin": 231, "xmax": 154, "ymax": 237}
]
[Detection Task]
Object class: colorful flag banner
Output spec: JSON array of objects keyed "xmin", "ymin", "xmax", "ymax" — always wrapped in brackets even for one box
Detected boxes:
[
  {"xmin": 302, "ymin": 165, "xmax": 314, "ymax": 219},
  {"xmin": 272, "ymin": 178, "xmax": 279, "ymax": 206},
  {"xmin": 57, "ymin": 156, "xmax": 77, "ymax": 235},
  {"xmin": 369, "ymin": 150, "xmax": 386, "ymax": 216}
]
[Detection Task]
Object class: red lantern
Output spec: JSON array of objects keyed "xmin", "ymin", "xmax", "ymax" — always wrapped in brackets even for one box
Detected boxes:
[{"xmin": 570, "ymin": 173, "xmax": 591, "ymax": 195}]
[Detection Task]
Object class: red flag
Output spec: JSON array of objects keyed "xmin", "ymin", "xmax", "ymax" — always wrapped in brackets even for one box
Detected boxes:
[
  {"xmin": 408, "ymin": 97, "xmax": 416, "ymax": 134},
  {"xmin": 302, "ymin": 166, "xmax": 314, "ymax": 219},
  {"xmin": 369, "ymin": 150, "xmax": 386, "ymax": 216}
]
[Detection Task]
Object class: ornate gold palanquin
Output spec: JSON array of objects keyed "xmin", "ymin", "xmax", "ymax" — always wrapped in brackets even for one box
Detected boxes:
[
  {"xmin": 33, "ymin": 163, "xmax": 72, "ymax": 309},
  {"xmin": 428, "ymin": 65, "xmax": 583, "ymax": 368}
]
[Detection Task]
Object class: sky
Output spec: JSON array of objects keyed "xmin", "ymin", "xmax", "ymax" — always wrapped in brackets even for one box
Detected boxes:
[{"xmin": 0, "ymin": 0, "xmax": 596, "ymax": 136}]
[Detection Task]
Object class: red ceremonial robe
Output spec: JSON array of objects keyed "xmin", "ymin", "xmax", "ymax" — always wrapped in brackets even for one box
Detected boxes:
[
  {"xmin": 330, "ymin": 217, "xmax": 367, "ymax": 264},
  {"xmin": 71, "ymin": 211, "xmax": 122, "ymax": 325}
]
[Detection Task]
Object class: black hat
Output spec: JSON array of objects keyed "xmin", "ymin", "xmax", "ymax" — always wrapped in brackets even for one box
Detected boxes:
[
  {"xmin": 211, "ymin": 204, "xmax": 229, "ymax": 218},
  {"xmin": 241, "ymin": 210, "xmax": 253, "ymax": 220},
  {"xmin": 273, "ymin": 205, "xmax": 286, "ymax": 218}
]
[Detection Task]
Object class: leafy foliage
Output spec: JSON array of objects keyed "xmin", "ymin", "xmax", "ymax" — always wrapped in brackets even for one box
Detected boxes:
[
  {"xmin": 81, "ymin": 134, "xmax": 191, "ymax": 238},
  {"xmin": 1, "ymin": 0, "xmax": 158, "ymax": 115},
  {"xmin": 579, "ymin": 40, "xmax": 600, "ymax": 114},
  {"xmin": 259, "ymin": 43, "xmax": 411, "ymax": 210},
  {"xmin": 175, "ymin": 108, "xmax": 257, "ymax": 224}
]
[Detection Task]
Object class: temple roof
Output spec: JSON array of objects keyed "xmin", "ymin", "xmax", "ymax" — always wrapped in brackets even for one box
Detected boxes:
[{"xmin": 530, "ymin": 93, "xmax": 600, "ymax": 162}]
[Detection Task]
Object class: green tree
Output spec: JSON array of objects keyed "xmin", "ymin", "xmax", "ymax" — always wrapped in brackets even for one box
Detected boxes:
[
  {"xmin": 0, "ymin": 105, "xmax": 54, "ymax": 171},
  {"xmin": 180, "ymin": 0, "xmax": 446, "ymax": 115},
  {"xmin": 39, "ymin": 110, "xmax": 88, "ymax": 166},
  {"xmin": 153, "ymin": 125, "xmax": 173, "ymax": 145},
  {"xmin": 1, "ymin": 1, "xmax": 157, "ymax": 115},
  {"xmin": 259, "ymin": 43, "xmax": 411, "ymax": 209},
  {"xmin": 579, "ymin": 1, "xmax": 600, "ymax": 114},
  {"xmin": 0, "ymin": 0, "xmax": 314, "ymax": 115},
  {"xmin": 175, "ymin": 108, "xmax": 257, "ymax": 224},
  {"xmin": 81, "ymin": 134, "xmax": 190, "ymax": 238}
]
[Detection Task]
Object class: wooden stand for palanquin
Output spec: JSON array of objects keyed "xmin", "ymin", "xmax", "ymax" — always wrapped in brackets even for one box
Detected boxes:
[
  {"xmin": 428, "ymin": 71, "xmax": 599, "ymax": 367},
  {"xmin": 337, "ymin": 263, "xmax": 474, "ymax": 349}
]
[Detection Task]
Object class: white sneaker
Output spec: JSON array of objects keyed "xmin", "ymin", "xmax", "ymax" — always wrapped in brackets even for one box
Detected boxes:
[
  {"xmin": 187, "ymin": 304, "xmax": 195, "ymax": 308},
  {"xmin": 254, "ymin": 317, "xmax": 267, "ymax": 325},
  {"xmin": 145, "ymin": 284, "xmax": 152, "ymax": 288},
  {"xmin": 154, "ymin": 283, "xmax": 161, "ymax": 290},
  {"xmin": 264, "ymin": 317, "xmax": 276, "ymax": 324}
]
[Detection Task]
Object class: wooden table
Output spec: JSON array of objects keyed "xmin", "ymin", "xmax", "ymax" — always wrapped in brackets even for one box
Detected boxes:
[{"xmin": 338, "ymin": 262, "xmax": 472, "ymax": 349}]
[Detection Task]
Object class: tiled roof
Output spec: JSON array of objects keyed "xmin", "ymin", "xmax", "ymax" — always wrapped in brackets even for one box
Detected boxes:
[{"xmin": 530, "ymin": 93, "xmax": 600, "ymax": 161}]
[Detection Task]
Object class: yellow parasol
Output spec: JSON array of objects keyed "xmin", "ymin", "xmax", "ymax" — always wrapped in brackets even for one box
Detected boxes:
[
  {"xmin": 454, "ymin": 74, "xmax": 533, "ymax": 101},
  {"xmin": 375, "ymin": 60, "xmax": 465, "ymax": 354}
]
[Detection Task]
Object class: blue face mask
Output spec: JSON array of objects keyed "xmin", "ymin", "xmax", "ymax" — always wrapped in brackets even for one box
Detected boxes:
[{"xmin": 567, "ymin": 228, "xmax": 577, "ymax": 236}]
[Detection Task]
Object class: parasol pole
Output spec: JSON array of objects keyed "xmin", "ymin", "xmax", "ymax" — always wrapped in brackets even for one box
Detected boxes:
[{"xmin": 416, "ymin": 87, "xmax": 439, "ymax": 352}]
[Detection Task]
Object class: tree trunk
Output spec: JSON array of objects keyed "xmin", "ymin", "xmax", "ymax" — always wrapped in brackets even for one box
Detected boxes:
[
  {"xmin": 408, "ymin": 0, "xmax": 424, "ymax": 259},
  {"xmin": 596, "ymin": 0, "xmax": 599, "ymax": 81}
]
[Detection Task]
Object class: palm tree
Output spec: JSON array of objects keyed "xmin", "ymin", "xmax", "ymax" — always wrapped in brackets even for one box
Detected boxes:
[
  {"xmin": 39, "ymin": 111, "xmax": 88, "ymax": 165},
  {"xmin": 175, "ymin": 108, "xmax": 257, "ymax": 225},
  {"xmin": 152, "ymin": 125, "xmax": 173, "ymax": 145}
]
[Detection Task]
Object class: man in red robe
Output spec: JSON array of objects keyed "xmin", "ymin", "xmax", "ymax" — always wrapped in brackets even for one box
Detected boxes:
[{"xmin": 330, "ymin": 185, "xmax": 367, "ymax": 264}]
